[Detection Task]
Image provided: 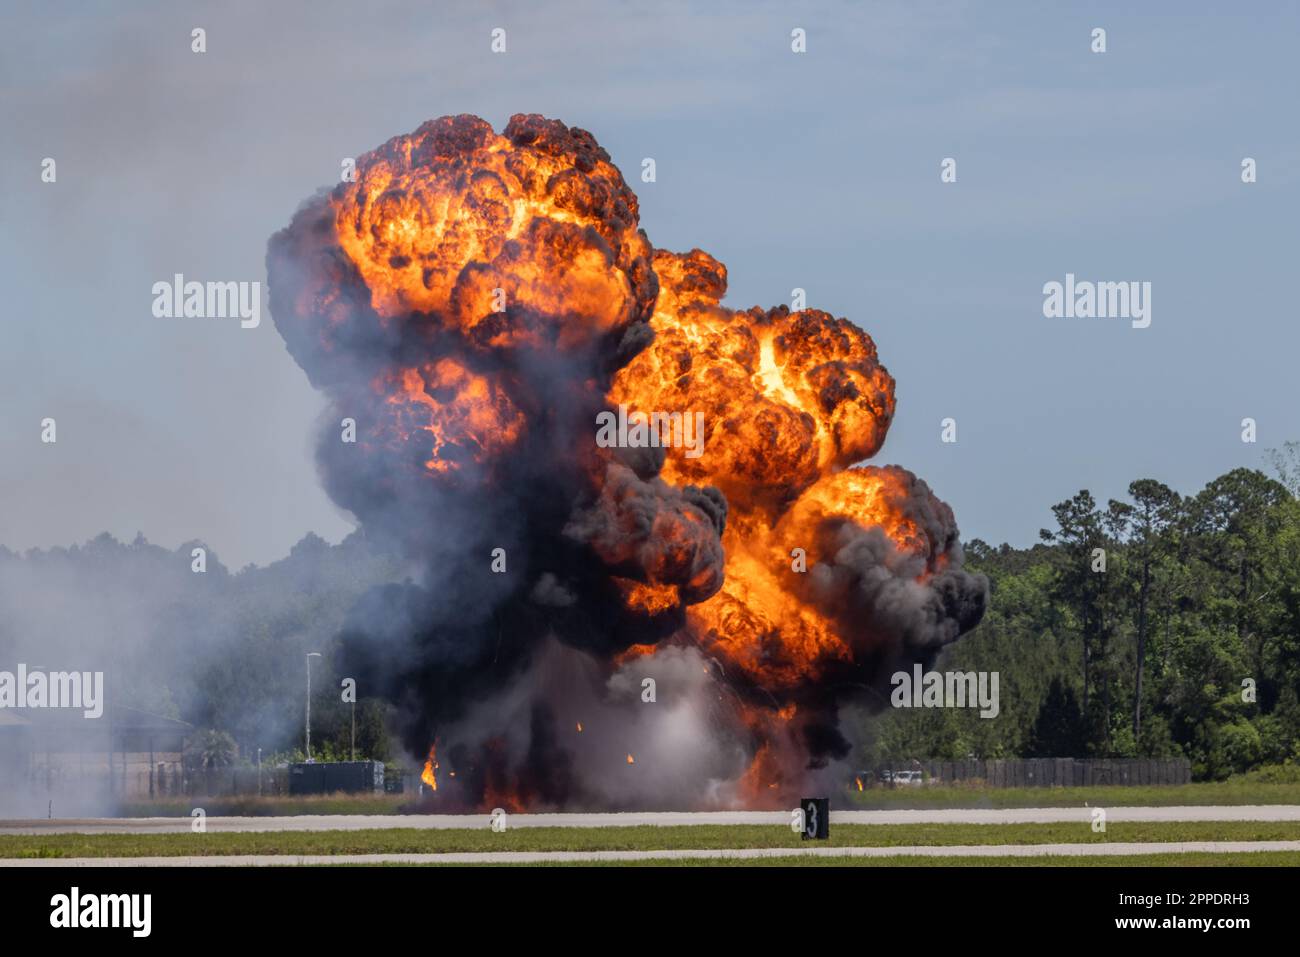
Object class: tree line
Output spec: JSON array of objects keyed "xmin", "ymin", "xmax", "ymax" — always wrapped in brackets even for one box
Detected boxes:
[
  {"xmin": 859, "ymin": 446, "xmax": 1300, "ymax": 780},
  {"xmin": 4, "ymin": 452, "xmax": 1297, "ymax": 781}
]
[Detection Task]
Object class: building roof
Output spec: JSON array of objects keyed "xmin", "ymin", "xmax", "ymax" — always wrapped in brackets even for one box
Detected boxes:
[{"xmin": 0, "ymin": 704, "xmax": 192, "ymax": 732}]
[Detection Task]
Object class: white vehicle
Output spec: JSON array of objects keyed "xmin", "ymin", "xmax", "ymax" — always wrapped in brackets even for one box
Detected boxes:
[{"xmin": 890, "ymin": 770, "xmax": 924, "ymax": 786}]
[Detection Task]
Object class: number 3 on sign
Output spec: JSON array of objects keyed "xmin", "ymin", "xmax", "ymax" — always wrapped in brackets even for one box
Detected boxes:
[{"xmin": 800, "ymin": 797, "xmax": 830, "ymax": 840}]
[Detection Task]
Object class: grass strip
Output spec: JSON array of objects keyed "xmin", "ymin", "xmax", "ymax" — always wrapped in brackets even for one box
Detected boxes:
[{"xmin": 6, "ymin": 820, "xmax": 1300, "ymax": 859}]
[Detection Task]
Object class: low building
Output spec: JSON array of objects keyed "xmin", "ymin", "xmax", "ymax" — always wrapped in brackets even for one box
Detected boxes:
[{"xmin": 0, "ymin": 704, "xmax": 191, "ymax": 798}]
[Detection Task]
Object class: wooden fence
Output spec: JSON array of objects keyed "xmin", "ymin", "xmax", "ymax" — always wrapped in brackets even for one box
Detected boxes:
[
  {"xmin": 152, "ymin": 766, "xmax": 412, "ymax": 797},
  {"xmin": 133, "ymin": 766, "xmax": 292, "ymax": 797},
  {"xmin": 905, "ymin": 757, "xmax": 1190, "ymax": 787}
]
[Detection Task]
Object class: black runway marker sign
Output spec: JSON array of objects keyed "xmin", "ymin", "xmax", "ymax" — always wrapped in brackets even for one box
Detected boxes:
[{"xmin": 800, "ymin": 797, "xmax": 829, "ymax": 840}]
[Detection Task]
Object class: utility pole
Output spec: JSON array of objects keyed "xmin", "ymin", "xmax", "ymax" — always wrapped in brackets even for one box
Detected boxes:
[{"xmin": 305, "ymin": 652, "xmax": 321, "ymax": 761}]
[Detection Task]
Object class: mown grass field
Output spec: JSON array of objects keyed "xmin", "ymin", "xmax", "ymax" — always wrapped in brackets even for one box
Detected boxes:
[
  {"xmin": 840, "ymin": 779, "xmax": 1300, "ymax": 809},
  {"xmin": 6, "ymin": 820, "xmax": 1300, "ymax": 859},
  {"xmin": 485, "ymin": 851, "xmax": 1300, "ymax": 867}
]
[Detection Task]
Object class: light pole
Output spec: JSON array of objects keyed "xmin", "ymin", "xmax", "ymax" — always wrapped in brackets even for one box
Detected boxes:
[
  {"xmin": 257, "ymin": 747, "xmax": 263, "ymax": 795},
  {"xmin": 350, "ymin": 697, "xmax": 356, "ymax": 762},
  {"xmin": 305, "ymin": 652, "xmax": 321, "ymax": 762}
]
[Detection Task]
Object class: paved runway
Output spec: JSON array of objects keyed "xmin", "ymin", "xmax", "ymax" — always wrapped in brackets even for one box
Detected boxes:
[
  {"xmin": 8, "ymin": 840, "xmax": 1300, "ymax": 866},
  {"xmin": 2, "ymin": 805, "xmax": 1299, "ymax": 834}
]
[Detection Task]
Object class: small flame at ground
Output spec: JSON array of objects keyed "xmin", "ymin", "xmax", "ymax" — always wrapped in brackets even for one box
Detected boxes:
[
  {"xmin": 626, "ymin": 753, "xmax": 635, "ymax": 765},
  {"xmin": 421, "ymin": 745, "xmax": 438, "ymax": 791},
  {"xmin": 855, "ymin": 776, "xmax": 864, "ymax": 792},
  {"xmin": 576, "ymin": 721, "xmax": 583, "ymax": 732}
]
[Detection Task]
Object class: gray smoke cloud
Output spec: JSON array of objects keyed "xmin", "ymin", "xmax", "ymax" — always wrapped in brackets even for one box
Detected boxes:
[
  {"xmin": 259, "ymin": 115, "xmax": 989, "ymax": 808},
  {"xmin": 799, "ymin": 466, "xmax": 989, "ymax": 670},
  {"xmin": 265, "ymin": 114, "xmax": 742, "ymax": 803},
  {"xmin": 434, "ymin": 640, "xmax": 752, "ymax": 810}
]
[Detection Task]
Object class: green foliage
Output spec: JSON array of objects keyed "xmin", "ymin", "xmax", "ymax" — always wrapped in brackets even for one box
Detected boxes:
[
  {"xmin": 1207, "ymin": 720, "xmax": 1263, "ymax": 779},
  {"xmin": 1026, "ymin": 677, "xmax": 1087, "ymax": 757},
  {"xmin": 857, "ymin": 457, "xmax": 1300, "ymax": 780},
  {"xmin": 185, "ymin": 729, "xmax": 239, "ymax": 770}
]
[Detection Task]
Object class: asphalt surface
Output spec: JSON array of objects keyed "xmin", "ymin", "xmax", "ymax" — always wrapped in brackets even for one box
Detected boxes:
[
  {"xmin": 8, "ymin": 840, "xmax": 1300, "ymax": 866},
  {"xmin": 2, "ymin": 805, "xmax": 1299, "ymax": 834}
]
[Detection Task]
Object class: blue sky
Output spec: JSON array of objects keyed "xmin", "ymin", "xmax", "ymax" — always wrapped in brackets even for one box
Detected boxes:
[{"xmin": 2, "ymin": 1, "xmax": 1297, "ymax": 566}]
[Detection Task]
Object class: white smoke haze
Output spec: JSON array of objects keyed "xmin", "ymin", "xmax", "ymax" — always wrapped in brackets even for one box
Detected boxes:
[
  {"xmin": 0, "ymin": 533, "xmax": 405, "ymax": 816},
  {"xmin": 0, "ymin": 531, "xmax": 854, "ymax": 816}
]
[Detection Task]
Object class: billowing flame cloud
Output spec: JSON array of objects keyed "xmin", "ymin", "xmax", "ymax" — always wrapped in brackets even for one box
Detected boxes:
[
  {"xmin": 610, "ymin": 248, "xmax": 986, "ymax": 783},
  {"xmin": 267, "ymin": 114, "xmax": 987, "ymax": 808}
]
